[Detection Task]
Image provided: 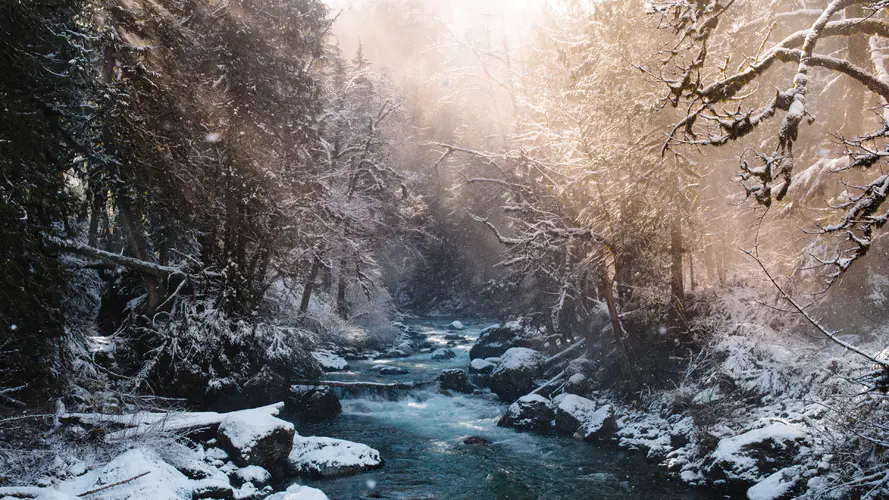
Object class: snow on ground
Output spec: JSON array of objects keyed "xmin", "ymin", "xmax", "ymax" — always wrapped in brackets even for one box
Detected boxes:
[
  {"xmin": 288, "ymin": 434, "xmax": 382, "ymax": 477},
  {"xmin": 746, "ymin": 465, "xmax": 804, "ymax": 500},
  {"xmin": 710, "ymin": 422, "xmax": 807, "ymax": 478}
]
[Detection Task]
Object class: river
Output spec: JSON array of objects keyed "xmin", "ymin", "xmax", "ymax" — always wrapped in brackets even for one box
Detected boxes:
[{"xmin": 292, "ymin": 319, "xmax": 718, "ymax": 499}]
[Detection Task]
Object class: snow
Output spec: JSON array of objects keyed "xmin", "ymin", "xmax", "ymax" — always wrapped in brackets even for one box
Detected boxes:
[
  {"xmin": 266, "ymin": 484, "xmax": 330, "ymax": 500},
  {"xmin": 449, "ymin": 320, "xmax": 465, "ymax": 330},
  {"xmin": 554, "ymin": 394, "xmax": 612, "ymax": 437},
  {"xmin": 312, "ymin": 350, "xmax": 349, "ymax": 371},
  {"xmin": 218, "ymin": 409, "xmax": 294, "ymax": 458},
  {"xmin": 711, "ymin": 422, "xmax": 807, "ymax": 472},
  {"xmin": 288, "ymin": 435, "xmax": 382, "ymax": 477},
  {"xmin": 79, "ymin": 447, "xmax": 191, "ymax": 500},
  {"xmin": 517, "ymin": 393, "xmax": 549, "ymax": 405},
  {"xmin": 431, "ymin": 348, "xmax": 456, "ymax": 360},
  {"xmin": 234, "ymin": 465, "xmax": 271, "ymax": 485},
  {"xmin": 62, "ymin": 402, "xmax": 285, "ymax": 442},
  {"xmin": 470, "ymin": 358, "xmax": 495, "ymax": 373},
  {"xmin": 494, "ymin": 347, "xmax": 544, "ymax": 371},
  {"xmin": 747, "ymin": 466, "xmax": 804, "ymax": 500}
]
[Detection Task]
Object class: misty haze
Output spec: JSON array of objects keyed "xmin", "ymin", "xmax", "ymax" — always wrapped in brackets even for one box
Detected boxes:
[{"xmin": 3, "ymin": 1, "xmax": 889, "ymax": 499}]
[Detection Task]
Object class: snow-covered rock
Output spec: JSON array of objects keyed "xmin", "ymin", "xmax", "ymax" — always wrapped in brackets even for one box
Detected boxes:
[
  {"xmin": 431, "ymin": 348, "xmax": 456, "ymax": 360},
  {"xmin": 746, "ymin": 465, "xmax": 804, "ymax": 500},
  {"xmin": 562, "ymin": 373, "xmax": 591, "ymax": 396},
  {"xmin": 489, "ymin": 347, "xmax": 545, "ymax": 402},
  {"xmin": 378, "ymin": 366, "xmax": 409, "ymax": 375},
  {"xmin": 217, "ymin": 408, "xmax": 295, "ymax": 472},
  {"xmin": 469, "ymin": 358, "xmax": 495, "ymax": 374},
  {"xmin": 288, "ymin": 435, "xmax": 382, "ymax": 478},
  {"xmin": 285, "ymin": 385, "xmax": 342, "ymax": 422},
  {"xmin": 469, "ymin": 321, "xmax": 537, "ymax": 359},
  {"xmin": 553, "ymin": 394, "xmax": 614, "ymax": 440},
  {"xmin": 311, "ymin": 350, "xmax": 349, "ymax": 372},
  {"xmin": 233, "ymin": 465, "xmax": 271, "ymax": 487},
  {"xmin": 706, "ymin": 422, "xmax": 808, "ymax": 486},
  {"xmin": 265, "ymin": 484, "xmax": 329, "ymax": 500},
  {"xmin": 242, "ymin": 366, "xmax": 288, "ymax": 407},
  {"xmin": 449, "ymin": 320, "xmax": 465, "ymax": 330},
  {"xmin": 438, "ymin": 368, "xmax": 473, "ymax": 393},
  {"xmin": 498, "ymin": 394, "xmax": 555, "ymax": 431}
]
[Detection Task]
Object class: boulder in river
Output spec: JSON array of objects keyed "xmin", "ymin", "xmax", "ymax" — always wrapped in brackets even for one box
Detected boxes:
[
  {"xmin": 469, "ymin": 321, "xmax": 538, "ymax": 360},
  {"xmin": 469, "ymin": 358, "xmax": 496, "ymax": 374},
  {"xmin": 449, "ymin": 320, "xmax": 465, "ymax": 330},
  {"xmin": 489, "ymin": 347, "xmax": 545, "ymax": 402},
  {"xmin": 463, "ymin": 436, "xmax": 491, "ymax": 445},
  {"xmin": 431, "ymin": 348, "xmax": 456, "ymax": 360},
  {"xmin": 498, "ymin": 394, "xmax": 555, "ymax": 432},
  {"xmin": 311, "ymin": 350, "xmax": 349, "ymax": 372},
  {"xmin": 378, "ymin": 366, "xmax": 409, "ymax": 375},
  {"xmin": 217, "ymin": 409, "xmax": 295, "ymax": 474},
  {"xmin": 288, "ymin": 434, "xmax": 383, "ymax": 478},
  {"xmin": 562, "ymin": 373, "xmax": 592, "ymax": 397},
  {"xmin": 284, "ymin": 385, "xmax": 342, "ymax": 422},
  {"xmin": 242, "ymin": 366, "xmax": 288, "ymax": 407},
  {"xmin": 553, "ymin": 394, "xmax": 615, "ymax": 440},
  {"xmin": 438, "ymin": 368, "xmax": 474, "ymax": 394}
]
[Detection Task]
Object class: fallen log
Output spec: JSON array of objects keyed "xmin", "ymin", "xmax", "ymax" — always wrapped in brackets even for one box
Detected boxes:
[{"xmin": 59, "ymin": 402, "xmax": 284, "ymax": 442}]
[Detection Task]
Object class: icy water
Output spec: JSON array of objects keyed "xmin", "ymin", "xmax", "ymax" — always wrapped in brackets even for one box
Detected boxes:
[{"xmin": 292, "ymin": 319, "xmax": 716, "ymax": 499}]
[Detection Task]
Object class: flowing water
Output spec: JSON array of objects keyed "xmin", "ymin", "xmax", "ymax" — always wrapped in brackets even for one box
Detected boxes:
[{"xmin": 292, "ymin": 319, "xmax": 717, "ymax": 499}]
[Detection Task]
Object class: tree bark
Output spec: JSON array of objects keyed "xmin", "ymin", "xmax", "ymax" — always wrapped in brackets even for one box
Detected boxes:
[
  {"xmin": 116, "ymin": 201, "xmax": 164, "ymax": 312},
  {"xmin": 299, "ymin": 255, "xmax": 322, "ymax": 314},
  {"xmin": 670, "ymin": 213, "xmax": 685, "ymax": 317},
  {"xmin": 600, "ymin": 264, "xmax": 631, "ymax": 374}
]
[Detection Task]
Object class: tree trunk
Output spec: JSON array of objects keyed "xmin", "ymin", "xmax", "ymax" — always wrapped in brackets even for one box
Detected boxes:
[
  {"xmin": 336, "ymin": 253, "xmax": 348, "ymax": 318},
  {"xmin": 299, "ymin": 256, "xmax": 322, "ymax": 314},
  {"xmin": 88, "ymin": 190, "xmax": 103, "ymax": 248},
  {"xmin": 670, "ymin": 213, "xmax": 684, "ymax": 317},
  {"xmin": 117, "ymin": 201, "xmax": 164, "ymax": 312},
  {"xmin": 599, "ymin": 263, "xmax": 631, "ymax": 376}
]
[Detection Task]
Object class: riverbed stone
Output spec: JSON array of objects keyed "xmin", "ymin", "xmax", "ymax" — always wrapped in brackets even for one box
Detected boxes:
[
  {"xmin": 463, "ymin": 436, "xmax": 491, "ymax": 445},
  {"xmin": 431, "ymin": 348, "xmax": 456, "ymax": 360},
  {"xmin": 489, "ymin": 348, "xmax": 545, "ymax": 402},
  {"xmin": 498, "ymin": 394, "xmax": 555, "ymax": 431},
  {"xmin": 469, "ymin": 321, "xmax": 539, "ymax": 360},
  {"xmin": 438, "ymin": 368, "xmax": 474, "ymax": 394},
  {"xmin": 379, "ymin": 366, "xmax": 409, "ymax": 375},
  {"xmin": 284, "ymin": 385, "xmax": 342, "ymax": 422},
  {"xmin": 217, "ymin": 409, "xmax": 295, "ymax": 474}
]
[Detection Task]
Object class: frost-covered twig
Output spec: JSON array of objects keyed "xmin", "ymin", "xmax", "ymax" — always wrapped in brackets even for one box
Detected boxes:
[{"xmin": 744, "ymin": 250, "xmax": 889, "ymax": 371}]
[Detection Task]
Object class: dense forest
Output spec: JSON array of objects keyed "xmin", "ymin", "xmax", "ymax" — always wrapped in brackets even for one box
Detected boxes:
[{"xmin": 4, "ymin": 0, "xmax": 889, "ymax": 499}]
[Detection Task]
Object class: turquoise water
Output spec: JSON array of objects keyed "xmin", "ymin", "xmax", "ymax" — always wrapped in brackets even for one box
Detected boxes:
[{"xmin": 291, "ymin": 319, "xmax": 716, "ymax": 499}]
